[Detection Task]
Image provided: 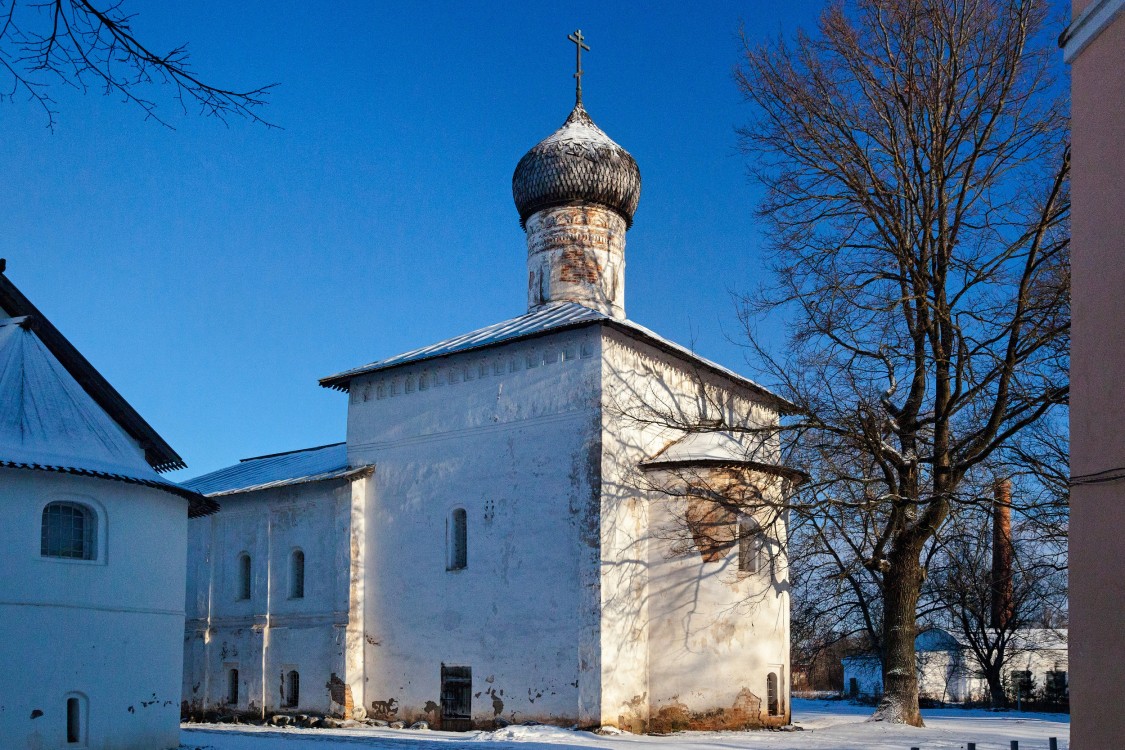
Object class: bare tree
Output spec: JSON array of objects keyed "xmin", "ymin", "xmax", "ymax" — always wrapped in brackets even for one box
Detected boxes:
[
  {"xmin": 0, "ymin": 0, "xmax": 274, "ymax": 129},
  {"xmin": 732, "ymin": 0, "xmax": 1069, "ymax": 725}
]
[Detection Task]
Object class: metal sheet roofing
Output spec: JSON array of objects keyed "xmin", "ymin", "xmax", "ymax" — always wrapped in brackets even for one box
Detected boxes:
[
  {"xmin": 183, "ymin": 442, "xmax": 357, "ymax": 497},
  {"xmin": 0, "ymin": 316, "xmax": 214, "ymax": 515},
  {"xmin": 319, "ymin": 301, "xmax": 794, "ymax": 411}
]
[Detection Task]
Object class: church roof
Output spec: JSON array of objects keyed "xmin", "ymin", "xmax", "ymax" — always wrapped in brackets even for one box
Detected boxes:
[
  {"xmin": 183, "ymin": 442, "xmax": 367, "ymax": 497},
  {"xmin": 318, "ymin": 301, "xmax": 794, "ymax": 412},
  {"xmin": 512, "ymin": 103, "xmax": 642, "ymax": 228},
  {"xmin": 0, "ymin": 267, "xmax": 186, "ymax": 472},
  {"xmin": 0, "ymin": 316, "xmax": 214, "ymax": 515}
]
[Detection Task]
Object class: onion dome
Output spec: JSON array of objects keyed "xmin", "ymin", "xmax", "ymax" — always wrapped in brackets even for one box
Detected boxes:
[{"xmin": 512, "ymin": 103, "xmax": 641, "ymax": 228}]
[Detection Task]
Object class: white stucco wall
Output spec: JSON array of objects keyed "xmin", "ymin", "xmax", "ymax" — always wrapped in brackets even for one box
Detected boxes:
[
  {"xmin": 600, "ymin": 330, "xmax": 790, "ymax": 730},
  {"xmin": 183, "ymin": 477, "xmax": 359, "ymax": 717},
  {"xmin": 347, "ymin": 326, "xmax": 603, "ymax": 728},
  {"xmin": 0, "ymin": 469, "xmax": 188, "ymax": 750}
]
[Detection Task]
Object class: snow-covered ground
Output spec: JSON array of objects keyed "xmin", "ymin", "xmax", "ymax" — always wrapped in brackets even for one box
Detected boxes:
[{"xmin": 179, "ymin": 699, "xmax": 1069, "ymax": 750}]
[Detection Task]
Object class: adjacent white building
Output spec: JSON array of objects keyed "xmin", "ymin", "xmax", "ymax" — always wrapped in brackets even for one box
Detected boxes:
[
  {"xmin": 182, "ymin": 93, "xmax": 799, "ymax": 732},
  {"xmin": 842, "ymin": 627, "xmax": 1069, "ymax": 704},
  {"xmin": 0, "ymin": 266, "xmax": 216, "ymax": 750}
]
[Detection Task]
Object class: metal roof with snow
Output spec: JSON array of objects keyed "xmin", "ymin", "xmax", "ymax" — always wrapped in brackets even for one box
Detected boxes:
[
  {"xmin": 183, "ymin": 442, "xmax": 367, "ymax": 497},
  {"xmin": 0, "ymin": 315, "xmax": 214, "ymax": 516},
  {"xmin": 318, "ymin": 302, "xmax": 795, "ymax": 412},
  {"xmin": 0, "ymin": 266, "xmax": 186, "ymax": 472}
]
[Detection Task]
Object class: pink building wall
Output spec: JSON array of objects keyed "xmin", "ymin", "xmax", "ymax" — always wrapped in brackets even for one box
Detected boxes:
[{"xmin": 1066, "ymin": 0, "xmax": 1125, "ymax": 744}]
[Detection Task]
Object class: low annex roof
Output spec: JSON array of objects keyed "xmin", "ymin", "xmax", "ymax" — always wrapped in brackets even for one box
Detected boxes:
[
  {"xmin": 319, "ymin": 301, "xmax": 795, "ymax": 412},
  {"xmin": 183, "ymin": 442, "xmax": 367, "ymax": 497},
  {"xmin": 0, "ymin": 316, "xmax": 214, "ymax": 516},
  {"xmin": 642, "ymin": 430, "xmax": 806, "ymax": 483}
]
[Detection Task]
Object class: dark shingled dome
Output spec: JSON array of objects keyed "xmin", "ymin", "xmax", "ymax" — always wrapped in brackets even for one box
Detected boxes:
[{"xmin": 512, "ymin": 104, "xmax": 641, "ymax": 228}]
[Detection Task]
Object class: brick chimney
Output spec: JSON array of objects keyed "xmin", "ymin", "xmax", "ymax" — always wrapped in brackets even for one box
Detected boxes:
[{"xmin": 990, "ymin": 478, "xmax": 1015, "ymax": 630}]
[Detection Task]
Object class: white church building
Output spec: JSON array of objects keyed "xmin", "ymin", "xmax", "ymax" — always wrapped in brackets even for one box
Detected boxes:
[
  {"xmin": 181, "ymin": 82, "xmax": 799, "ymax": 733},
  {"xmin": 0, "ymin": 263, "xmax": 217, "ymax": 750}
]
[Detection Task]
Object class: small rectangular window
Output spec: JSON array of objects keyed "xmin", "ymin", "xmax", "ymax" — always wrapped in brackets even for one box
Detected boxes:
[
  {"xmin": 228, "ymin": 668, "xmax": 239, "ymax": 705},
  {"xmin": 286, "ymin": 670, "xmax": 300, "ymax": 707},
  {"xmin": 526, "ymin": 352, "xmax": 538, "ymax": 368},
  {"xmin": 67, "ymin": 697, "xmax": 81, "ymax": 743},
  {"xmin": 448, "ymin": 508, "xmax": 467, "ymax": 571}
]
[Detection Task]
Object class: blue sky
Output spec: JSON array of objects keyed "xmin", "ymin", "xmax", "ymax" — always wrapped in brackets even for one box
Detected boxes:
[{"xmin": 0, "ymin": 1, "xmax": 1067, "ymax": 479}]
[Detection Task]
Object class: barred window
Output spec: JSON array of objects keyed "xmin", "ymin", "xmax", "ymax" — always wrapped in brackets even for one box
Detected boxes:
[
  {"xmin": 41, "ymin": 502, "xmax": 97, "ymax": 560},
  {"xmin": 285, "ymin": 670, "xmax": 300, "ymax": 707}
]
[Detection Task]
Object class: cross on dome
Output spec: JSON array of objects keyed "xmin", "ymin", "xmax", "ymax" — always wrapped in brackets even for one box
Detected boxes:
[{"xmin": 568, "ymin": 29, "xmax": 590, "ymax": 106}]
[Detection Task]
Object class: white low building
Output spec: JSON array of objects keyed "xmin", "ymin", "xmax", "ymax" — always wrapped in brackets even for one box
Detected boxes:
[
  {"xmin": 842, "ymin": 627, "xmax": 1069, "ymax": 704},
  {"xmin": 0, "ymin": 266, "xmax": 216, "ymax": 750},
  {"xmin": 181, "ymin": 90, "xmax": 800, "ymax": 732}
]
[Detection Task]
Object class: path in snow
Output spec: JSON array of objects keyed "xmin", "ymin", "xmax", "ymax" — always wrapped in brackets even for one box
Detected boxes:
[{"xmin": 179, "ymin": 698, "xmax": 1069, "ymax": 750}]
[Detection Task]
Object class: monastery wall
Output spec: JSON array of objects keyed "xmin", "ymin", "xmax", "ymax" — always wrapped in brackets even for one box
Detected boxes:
[
  {"xmin": 0, "ymin": 470, "xmax": 187, "ymax": 750},
  {"xmin": 600, "ymin": 330, "xmax": 790, "ymax": 731},
  {"xmin": 183, "ymin": 478, "xmax": 357, "ymax": 717},
  {"xmin": 346, "ymin": 326, "xmax": 604, "ymax": 729}
]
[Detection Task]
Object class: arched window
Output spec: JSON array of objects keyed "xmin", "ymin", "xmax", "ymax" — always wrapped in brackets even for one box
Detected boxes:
[
  {"xmin": 767, "ymin": 672, "xmax": 780, "ymax": 716},
  {"xmin": 289, "ymin": 549, "xmax": 305, "ymax": 599},
  {"xmin": 65, "ymin": 693, "xmax": 87, "ymax": 744},
  {"xmin": 237, "ymin": 553, "xmax": 252, "ymax": 600},
  {"xmin": 42, "ymin": 501, "xmax": 97, "ymax": 560},
  {"xmin": 228, "ymin": 669, "xmax": 239, "ymax": 705},
  {"xmin": 738, "ymin": 513, "xmax": 763, "ymax": 574},
  {"xmin": 447, "ymin": 508, "xmax": 467, "ymax": 571},
  {"xmin": 285, "ymin": 670, "xmax": 300, "ymax": 707}
]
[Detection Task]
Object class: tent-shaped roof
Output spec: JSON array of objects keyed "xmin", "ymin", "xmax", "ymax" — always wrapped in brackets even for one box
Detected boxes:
[
  {"xmin": 183, "ymin": 442, "xmax": 367, "ymax": 497},
  {"xmin": 0, "ymin": 315, "xmax": 214, "ymax": 516},
  {"xmin": 0, "ymin": 266, "xmax": 185, "ymax": 471}
]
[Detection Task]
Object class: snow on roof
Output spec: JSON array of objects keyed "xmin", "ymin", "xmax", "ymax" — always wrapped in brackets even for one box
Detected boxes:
[
  {"xmin": 183, "ymin": 442, "xmax": 364, "ymax": 497},
  {"xmin": 319, "ymin": 302, "xmax": 794, "ymax": 411},
  {"xmin": 0, "ymin": 317, "xmax": 213, "ymax": 514},
  {"xmin": 0, "ymin": 268, "xmax": 185, "ymax": 471}
]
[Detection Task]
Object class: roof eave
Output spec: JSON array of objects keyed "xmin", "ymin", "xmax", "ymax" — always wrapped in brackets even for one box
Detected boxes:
[
  {"xmin": 0, "ymin": 460, "xmax": 217, "ymax": 516},
  {"xmin": 640, "ymin": 457, "xmax": 808, "ymax": 485},
  {"xmin": 317, "ymin": 318, "xmax": 604, "ymax": 391}
]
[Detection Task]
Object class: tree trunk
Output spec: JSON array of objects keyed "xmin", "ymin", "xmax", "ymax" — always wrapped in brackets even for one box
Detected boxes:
[
  {"xmin": 986, "ymin": 668, "xmax": 1009, "ymax": 709},
  {"xmin": 871, "ymin": 541, "xmax": 925, "ymax": 726}
]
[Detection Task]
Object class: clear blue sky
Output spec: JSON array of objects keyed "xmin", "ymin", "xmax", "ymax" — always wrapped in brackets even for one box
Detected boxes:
[{"xmin": 0, "ymin": 1, "xmax": 1067, "ymax": 480}]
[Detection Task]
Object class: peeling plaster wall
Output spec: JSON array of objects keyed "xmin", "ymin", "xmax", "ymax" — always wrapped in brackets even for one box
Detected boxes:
[
  {"xmin": 0, "ymin": 469, "xmax": 187, "ymax": 750},
  {"xmin": 601, "ymin": 331, "xmax": 791, "ymax": 730},
  {"xmin": 183, "ymin": 479, "xmax": 357, "ymax": 716},
  {"xmin": 347, "ymin": 327, "xmax": 602, "ymax": 729}
]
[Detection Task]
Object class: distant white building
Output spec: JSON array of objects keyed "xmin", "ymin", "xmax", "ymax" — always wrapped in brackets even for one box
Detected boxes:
[
  {"xmin": 0, "ymin": 266, "xmax": 215, "ymax": 750},
  {"xmin": 181, "ymin": 90, "xmax": 801, "ymax": 732},
  {"xmin": 842, "ymin": 627, "xmax": 1069, "ymax": 704}
]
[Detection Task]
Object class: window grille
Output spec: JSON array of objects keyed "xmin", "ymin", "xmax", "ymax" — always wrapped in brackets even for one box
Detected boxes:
[
  {"xmin": 41, "ymin": 502, "xmax": 96, "ymax": 560},
  {"xmin": 228, "ymin": 669, "xmax": 239, "ymax": 705}
]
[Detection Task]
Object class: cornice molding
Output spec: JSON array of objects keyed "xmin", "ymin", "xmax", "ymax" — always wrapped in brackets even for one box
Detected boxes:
[{"xmin": 1061, "ymin": 0, "xmax": 1125, "ymax": 62}]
